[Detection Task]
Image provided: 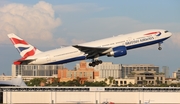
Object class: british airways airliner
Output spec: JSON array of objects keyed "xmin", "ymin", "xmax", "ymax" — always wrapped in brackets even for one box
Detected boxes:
[{"xmin": 8, "ymin": 29, "xmax": 172, "ymax": 67}]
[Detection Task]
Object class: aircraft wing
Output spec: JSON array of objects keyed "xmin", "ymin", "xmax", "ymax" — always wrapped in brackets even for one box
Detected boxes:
[{"xmin": 73, "ymin": 45, "xmax": 110, "ymax": 58}]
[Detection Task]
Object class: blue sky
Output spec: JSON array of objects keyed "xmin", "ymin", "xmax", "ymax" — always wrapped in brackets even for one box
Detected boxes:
[{"xmin": 0, "ymin": 0, "xmax": 180, "ymax": 76}]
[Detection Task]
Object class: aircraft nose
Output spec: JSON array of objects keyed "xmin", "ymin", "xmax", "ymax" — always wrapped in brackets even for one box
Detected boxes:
[{"xmin": 168, "ymin": 32, "xmax": 172, "ymax": 37}]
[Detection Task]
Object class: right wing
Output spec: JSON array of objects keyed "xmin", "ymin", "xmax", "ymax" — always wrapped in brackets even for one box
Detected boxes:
[{"xmin": 73, "ymin": 45, "xmax": 111, "ymax": 58}]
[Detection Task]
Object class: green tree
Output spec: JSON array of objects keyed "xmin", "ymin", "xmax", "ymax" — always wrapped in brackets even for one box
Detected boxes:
[
  {"xmin": 108, "ymin": 76, "xmax": 114, "ymax": 85},
  {"xmin": 104, "ymin": 78, "xmax": 107, "ymax": 82},
  {"xmin": 27, "ymin": 78, "xmax": 47, "ymax": 86},
  {"xmin": 128, "ymin": 82, "xmax": 133, "ymax": 87},
  {"xmin": 51, "ymin": 78, "xmax": 59, "ymax": 86}
]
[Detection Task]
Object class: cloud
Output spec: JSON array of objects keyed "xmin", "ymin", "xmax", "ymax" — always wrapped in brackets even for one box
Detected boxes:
[
  {"xmin": 170, "ymin": 33, "xmax": 180, "ymax": 47},
  {"xmin": 0, "ymin": 1, "xmax": 61, "ymax": 45},
  {"xmin": 56, "ymin": 38, "xmax": 67, "ymax": 46},
  {"xmin": 71, "ymin": 39, "xmax": 86, "ymax": 45},
  {"xmin": 54, "ymin": 3, "xmax": 106, "ymax": 13}
]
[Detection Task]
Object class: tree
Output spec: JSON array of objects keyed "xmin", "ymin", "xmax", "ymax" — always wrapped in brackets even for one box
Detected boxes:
[
  {"xmin": 26, "ymin": 78, "xmax": 47, "ymax": 86},
  {"xmin": 156, "ymin": 80, "xmax": 160, "ymax": 85},
  {"xmin": 51, "ymin": 78, "xmax": 59, "ymax": 86},
  {"xmin": 142, "ymin": 80, "xmax": 147, "ymax": 86},
  {"xmin": 108, "ymin": 76, "xmax": 114, "ymax": 85},
  {"xmin": 128, "ymin": 82, "xmax": 133, "ymax": 87},
  {"xmin": 104, "ymin": 78, "xmax": 107, "ymax": 82}
]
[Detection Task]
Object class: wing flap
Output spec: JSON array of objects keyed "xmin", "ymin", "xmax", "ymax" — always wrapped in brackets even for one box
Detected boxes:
[{"xmin": 73, "ymin": 45, "xmax": 110, "ymax": 58}]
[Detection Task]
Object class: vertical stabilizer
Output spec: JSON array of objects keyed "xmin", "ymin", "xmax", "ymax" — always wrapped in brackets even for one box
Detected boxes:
[{"xmin": 7, "ymin": 33, "xmax": 42, "ymax": 59}]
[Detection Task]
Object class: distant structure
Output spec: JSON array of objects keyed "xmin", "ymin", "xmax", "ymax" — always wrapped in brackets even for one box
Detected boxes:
[
  {"xmin": 172, "ymin": 71, "xmax": 177, "ymax": 78},
  {"xmin": 177, "ymin": 69, "xmax": 180, "ymax": 80},
  {"xmin": 121, "ymin": 64, "xmax": 159, "ymax": 78},
  {"xmin": 12, "ymin": 64, "xmax": 64, "ymax": 77},
  {"xmin": 76, "ymin": 61, "xmax": 159, "ymax": 79},
  {"xmin": 162, "ymin": 66, "xmax": 169, "ymax": 78},
  {"xmin": 11, "ymin": 64, "xmax": 64, "ymax": 81},
  {"xmin": 128, "ymin": 68, "xmax": 165, "ymax": 85},
  {"xmin": 76, "ymin": 62, "xmax": 121, "ymax": 79},
  {"xmin": 58, "ymin": 61, "xmax": 99, "ymax": 84}
]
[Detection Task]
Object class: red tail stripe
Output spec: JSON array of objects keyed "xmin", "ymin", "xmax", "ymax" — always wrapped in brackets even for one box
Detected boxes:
[
  {"xmin": 22, "ymin": 48, "xmax": 36, "ymax": 58},
  {"xmin": 11, "ymin": 38, "xmax": 28, "ymax": 45}
]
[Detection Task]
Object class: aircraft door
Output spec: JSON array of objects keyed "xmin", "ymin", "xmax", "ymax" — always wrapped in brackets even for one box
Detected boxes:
[{"xmin": 46, "ymin": 55, "xmax": 51, "ymax": 62}]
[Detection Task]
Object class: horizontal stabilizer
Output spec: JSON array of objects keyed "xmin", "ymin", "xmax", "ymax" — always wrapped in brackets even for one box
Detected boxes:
[{"xmin": 13, "ymin": 58, "xmax": 36, "ymax": 65}]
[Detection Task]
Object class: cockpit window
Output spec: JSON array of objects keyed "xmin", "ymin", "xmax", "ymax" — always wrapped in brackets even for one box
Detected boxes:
[{"xmin": 165, "ymin": 30, "xmax": 169, "ymax": 33}]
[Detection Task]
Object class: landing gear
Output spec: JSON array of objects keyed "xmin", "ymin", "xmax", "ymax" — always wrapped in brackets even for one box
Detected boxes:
[
  {"xmin": 158, "ymin": 47, "xmax": 162, "ymax": 50},
  {"xmin": 89, "ymin": 60, "xmax": 102, "ymax": 67},
  {"xmin": 158, "ymin": 42, "xmax": 162, "ymax": 50}
]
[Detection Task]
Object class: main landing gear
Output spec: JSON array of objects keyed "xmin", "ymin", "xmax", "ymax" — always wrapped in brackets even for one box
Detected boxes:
[
  {"xmin": 158, "ymin": 42, "xmax": 162, "ymax": 50},
  {"xmin": 89, "ymin": 60, "xmax": 102, "ymax": 67}
]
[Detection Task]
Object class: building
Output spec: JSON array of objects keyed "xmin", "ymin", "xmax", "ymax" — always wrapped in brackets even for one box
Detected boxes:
[
  {"xmin": 162, "ymin": 66, "xmax": 169, "ymax": 78},
  {"xmin": 128, "ymin": 69, "xmax": 165, "ymax": 85},
  {"xmin": 76, "ymin": 61, "xmax": 160, "ymax": 80},
  {"xmin": 172, "ymin": 68, "xmax": 180, "ymax": 80},
  {"xmin": 58, "ymin": 61, "xmax": 99, "ymax": 83},
  {"xmin": 121, "ymin": 64, "xmax": 159, "ymax": 78},
  {"xmin": 175, "ymin": 68, "xmax": 180, "ymax": 80},
  {"xmin": 12, "ymin": 64, "xmax": 64, "ymax": 77},
  {"xmin": 172, "ymin": 71, "xmax": 177, "ymax": 78},
  {"xmin": 2, "ymin": 87, "xmax": 180, "ymax": 104},
  {"xmin": 76, "ymin": 62, "xmax": 121, "ymax": 79},
  {"xmin": 114, "ymin": 78, "xmax": 135, "ymax": 86}
]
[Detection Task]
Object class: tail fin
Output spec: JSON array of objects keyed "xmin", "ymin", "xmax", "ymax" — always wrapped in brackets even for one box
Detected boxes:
[{"xmin": 7, "ymin": 33, "xmax": 42, "ymax": 59}]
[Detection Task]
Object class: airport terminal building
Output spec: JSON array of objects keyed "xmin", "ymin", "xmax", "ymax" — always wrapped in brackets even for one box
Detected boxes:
[{"xmin": 0, "ymin": 87, "xmax": 180, "ymax": 104}]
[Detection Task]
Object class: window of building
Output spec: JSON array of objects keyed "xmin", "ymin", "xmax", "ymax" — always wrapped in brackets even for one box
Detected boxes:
[{"xmin": 120, "ymin": 81, "xmax": 123, "ymax": 84}]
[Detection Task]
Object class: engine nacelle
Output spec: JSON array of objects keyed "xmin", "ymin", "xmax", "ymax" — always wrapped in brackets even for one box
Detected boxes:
[{"xmin": 107, "ymin": 46, "xmax": 127, "ymax": 57}]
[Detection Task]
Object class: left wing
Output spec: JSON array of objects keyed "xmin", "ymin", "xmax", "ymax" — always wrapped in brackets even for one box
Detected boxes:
[{"xmin": 73, "ymin": 45, "xmax": 110, "ymax": 58}]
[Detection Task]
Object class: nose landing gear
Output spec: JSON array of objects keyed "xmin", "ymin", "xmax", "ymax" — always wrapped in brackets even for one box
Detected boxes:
[
  {"xmin": 158, "ymin": 42, "xmax": 162, "ymax": 50},
  {"xmin": 158, "ymin": 47, "xmax": 162, "ymax": 50}
]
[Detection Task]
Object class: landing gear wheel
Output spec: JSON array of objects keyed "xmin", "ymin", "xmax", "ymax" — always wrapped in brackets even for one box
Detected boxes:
[
  {"xmin": 99, "ymin": 60, "xmax": 102, "ymax": 64},
  {"xmin": 89, "ymin": 63, "xmax": 92, "ymax": 66},
  {"xmin": 89, "ymin": 60, "xmax": 103, "ymax": 67},
  {"xmin": 158, "ymin": 47, "xmax": 162, "ymax": 50}
]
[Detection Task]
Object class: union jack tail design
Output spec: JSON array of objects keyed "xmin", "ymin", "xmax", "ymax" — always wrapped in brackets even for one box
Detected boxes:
[{"xmin": 7, "ymin": 33, "xmax": 42, "ymax": 59}]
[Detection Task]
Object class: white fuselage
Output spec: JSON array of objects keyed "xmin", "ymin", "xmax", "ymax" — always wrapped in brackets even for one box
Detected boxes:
[{"xmin": 27, "ymin": 29, "xmax": 172, "ymax": 65}]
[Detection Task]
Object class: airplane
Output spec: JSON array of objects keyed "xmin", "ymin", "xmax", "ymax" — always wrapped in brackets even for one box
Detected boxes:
[
  {"xmin": 8, "ymin": 29, "xmax": 172, "ymax": 67},
  {"xmin": 66, "ymin": 100, "xmax": 90, "ymax": 104},
  {"xmin": 0, "ymin": 75, "xmax": 27, "ymax": 87},
  {"xmin": 144, "ymin": 100, "xmax": 151, "ymax": 104}
]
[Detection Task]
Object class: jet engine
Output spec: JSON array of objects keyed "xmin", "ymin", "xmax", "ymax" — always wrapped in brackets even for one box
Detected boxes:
[{"xmin": 107, "ymin": 46, "xmax": 127, "ymax": 57}]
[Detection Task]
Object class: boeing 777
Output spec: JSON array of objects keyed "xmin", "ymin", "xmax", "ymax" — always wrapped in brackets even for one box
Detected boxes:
[{"xmin": 8, "ymin": 29, "xmax": 172, "ymax": 67}]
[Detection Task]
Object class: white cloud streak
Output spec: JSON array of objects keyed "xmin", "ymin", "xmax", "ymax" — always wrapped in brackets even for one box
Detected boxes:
[
  {"xmin": 170, "ymin": 33, "xmax": 180, "ymax": 47},
  {"xmin": 54, "ymin": 3, "xmax": 106, "ymax": 13}
]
